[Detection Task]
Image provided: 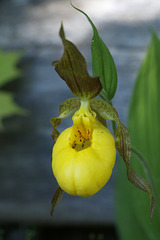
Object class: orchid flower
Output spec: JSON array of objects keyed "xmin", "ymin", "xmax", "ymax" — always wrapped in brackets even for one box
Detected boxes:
[{"xmin": 50, "ymin": 24, "xmax": 155, "ymax": 220}]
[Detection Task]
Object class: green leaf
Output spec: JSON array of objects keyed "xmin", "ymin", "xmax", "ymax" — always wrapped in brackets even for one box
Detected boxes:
[
  {"xmin": 71, "ymin": 2, "xmax": 117, "ymax": 102},
  {"xmin": 50, "ymin": 97, "xmax": 80, "ymax": 142},
  {"xmin": 0, "ymin": 91, "xmax": 27, "ymax": 130},
  {"xmin": 52, "ymin": 24, "xmax": 102, "ymax": 100},
  {"xmin": 0, "ymin": 49, "xmax": 22, "ymax": 87},
  {"xmin": 116, "ymin": 31, "xmax": 160, "ymax": 240}
]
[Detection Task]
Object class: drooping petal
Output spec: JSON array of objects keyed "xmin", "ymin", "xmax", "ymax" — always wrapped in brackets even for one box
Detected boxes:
[
  {"xmin": 89, "ymin": 98, "xmax": 155, "ymax": 217},
  {"xmin": 115, "ymin": 122, "xmax": 131, "ymax": 163}
]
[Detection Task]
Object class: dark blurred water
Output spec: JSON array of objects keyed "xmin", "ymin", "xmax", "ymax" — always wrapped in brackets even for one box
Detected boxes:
[{"xmin": 0, "ymin": 0, "xmax": 160, "ymax": 232}]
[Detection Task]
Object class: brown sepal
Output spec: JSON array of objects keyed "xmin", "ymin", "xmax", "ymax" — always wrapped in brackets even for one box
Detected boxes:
[{"xmin": 53, "ymin": 24, "xmax": 102, "ymax": 100}]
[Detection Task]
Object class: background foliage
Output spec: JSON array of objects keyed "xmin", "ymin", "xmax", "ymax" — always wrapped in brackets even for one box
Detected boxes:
[
  {"xmin": 0, "ymin": 49, "xmax": 26, "ymax": 130},
  {"xmin": 116, "ymin": 32, "xmax": 160, "ymax": 240}
]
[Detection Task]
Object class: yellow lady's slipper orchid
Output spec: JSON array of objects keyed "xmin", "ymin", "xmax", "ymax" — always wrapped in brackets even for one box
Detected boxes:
[
  {"xmin": 50, "ymin": 22, "xmax": 154, "ymax": 220},
  {"xmin": 52, "ymin": 101, "xmax": 116, "ymax": 197}
]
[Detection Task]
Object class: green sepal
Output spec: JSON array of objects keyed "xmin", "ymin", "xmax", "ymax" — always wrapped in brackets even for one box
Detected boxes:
[
  {"xmin": 89, "ymin": 98, "xmax": 154, "ymax": 219},
  {"xmin": 50, "ymin": 186, "xmax": 64, "ymax": 216},
  {"xmin": 50, "ymin": 98, "xmax": 80, "ymax": 143},
  {"xmin": 52, "ymin": 24, "xmax": 102, "ymax": 100},
  {"xmin": 71, "ymin": 2, "xmax": 117, "ymax": 102}
]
